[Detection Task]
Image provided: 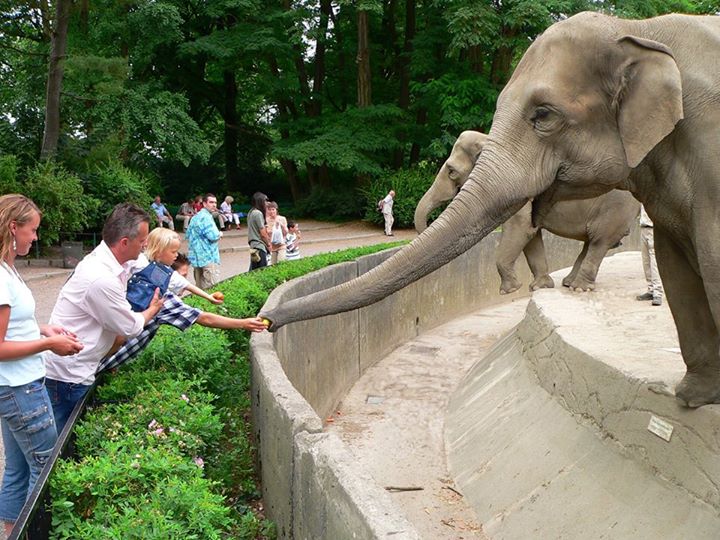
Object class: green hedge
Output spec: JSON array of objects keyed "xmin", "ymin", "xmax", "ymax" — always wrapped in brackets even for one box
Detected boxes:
[{"xmin": 49, "ymin": 240, "xmax": 405, "ymax": 539}]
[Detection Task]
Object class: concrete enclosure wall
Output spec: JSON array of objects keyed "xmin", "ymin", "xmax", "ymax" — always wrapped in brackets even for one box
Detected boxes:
[{"xmin": 250, "ymin": 227, "xmax": 640, "ymax": 539}]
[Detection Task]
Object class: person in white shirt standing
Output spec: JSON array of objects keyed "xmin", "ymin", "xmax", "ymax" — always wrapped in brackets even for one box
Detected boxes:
[
  {"xmin": 636, "ymin": 205, "xmax": 664, "ymax": 306},
  {"xmin": 44, "ymin": 203, "xmax": 164, "ymax": 432},
  {"xmin": 380, "ymin": 190, "xmax": 396, "ymax": 236}
]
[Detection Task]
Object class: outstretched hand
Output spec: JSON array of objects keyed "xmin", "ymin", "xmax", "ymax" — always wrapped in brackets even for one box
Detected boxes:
[{"xmin": 241, "ymin": 316, "xmax": 269, "ymax": 333}]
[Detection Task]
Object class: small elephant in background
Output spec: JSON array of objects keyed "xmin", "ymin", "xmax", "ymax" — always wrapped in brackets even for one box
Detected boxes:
[{"xmin": 414, "ymin": 131, "xmax": 640, "ymax": 293}]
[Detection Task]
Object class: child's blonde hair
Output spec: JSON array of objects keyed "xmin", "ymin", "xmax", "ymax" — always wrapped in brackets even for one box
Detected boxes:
[{"xmin": 145, "ymin": 227, "xmax": 180, "ymax": 261}]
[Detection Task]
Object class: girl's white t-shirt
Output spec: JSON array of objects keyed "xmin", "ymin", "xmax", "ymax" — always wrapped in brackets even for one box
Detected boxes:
[{"xmin": 0, "ymin": 263, "xmax": 45, "ymax": 386}]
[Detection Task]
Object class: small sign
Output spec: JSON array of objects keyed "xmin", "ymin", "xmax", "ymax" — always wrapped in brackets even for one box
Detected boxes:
[{"xmin": 647, "ymin": 415, "xmax": 674, "ymax": 442}]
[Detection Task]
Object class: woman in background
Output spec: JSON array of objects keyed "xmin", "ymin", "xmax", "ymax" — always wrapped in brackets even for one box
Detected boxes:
[{"xmin": 0, "ymin": 194, "xmax": 83, "ymax": 536}]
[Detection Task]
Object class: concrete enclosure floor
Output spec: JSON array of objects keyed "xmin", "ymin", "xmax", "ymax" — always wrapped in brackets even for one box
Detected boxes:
[
  {"xmin": 323, "ymin": 251, "xmax": 712, "ymax": 539},
  {"xmin": 326, "ymin": 299, "xmax": 530, "ymax": 539}
]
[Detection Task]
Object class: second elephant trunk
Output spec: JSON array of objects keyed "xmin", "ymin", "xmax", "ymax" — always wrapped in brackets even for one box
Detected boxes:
[{"xmin": 413, "ymin": 188, "xmax": 442, "ymax": 233}]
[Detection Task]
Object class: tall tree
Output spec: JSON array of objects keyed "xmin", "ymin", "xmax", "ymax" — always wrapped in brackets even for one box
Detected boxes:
[{"xmin": 41, "ymin": 0, "xmax": 73, "ymax": 159}]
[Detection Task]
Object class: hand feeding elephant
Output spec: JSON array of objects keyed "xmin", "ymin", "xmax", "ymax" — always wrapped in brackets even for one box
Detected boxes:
[
  {"xmin": 414, "ymin": 130, "xmax": 640, "ymax": 293},
  {"xmin": 262, "ymin": 12, "xmax": 720, "ymax": 408}
]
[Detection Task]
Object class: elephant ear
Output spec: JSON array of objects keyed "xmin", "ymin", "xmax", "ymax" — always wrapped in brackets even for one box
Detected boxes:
[
  {"xmin": 615, "ymin": 36, "xmax": 683, "ymax": 168},
  {"xmin": 466, "ymin": 132, "xmax": 488, "ymax": 162}
]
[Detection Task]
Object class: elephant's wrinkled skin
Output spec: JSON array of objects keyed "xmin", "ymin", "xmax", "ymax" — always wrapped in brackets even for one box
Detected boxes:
[
  {"xmin": 261, "ymin": 13, "xmax": 720, "ymax": 407},
  {"xmin": 414, "ymin": 131, "xmax": 640, "ymax": 293}
]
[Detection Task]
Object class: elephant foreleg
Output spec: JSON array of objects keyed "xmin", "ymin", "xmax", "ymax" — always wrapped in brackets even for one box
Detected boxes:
[
  {"xmin": 662, "ymin": 229, "xmax": 720, "ymax": 407},
  {"xmin": 562, "ymin": 242, "xmax": 588, "ymax": 288},
  {"xmin": 523, "ymin": 232, "xmax": 554, "ymax": 291},
  {"xmin": 497, "ymin": 206, "xmax": 536, "ymax": 294},
  {"xmin": 562, "ymin": 239, "xmax": 611, "ymax": 292}
]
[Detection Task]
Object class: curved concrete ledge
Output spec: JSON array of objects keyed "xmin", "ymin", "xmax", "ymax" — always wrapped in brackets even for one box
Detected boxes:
[
  {"xmin": 250, "ymin": 228, "xmax": 639, "ymax": 539},
  {"xmin": 446, "ymin": 252, "xmax": 720, "ymax": 538}
]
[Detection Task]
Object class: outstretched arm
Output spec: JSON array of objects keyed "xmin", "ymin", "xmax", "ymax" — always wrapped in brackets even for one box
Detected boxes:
[
  {"xmin": 183, "ymin": 283, "xmax": 223, "ymax": 305},
  {"xmin": 196, "ymin": 312, "xmax": 267, "ymax": 332}
]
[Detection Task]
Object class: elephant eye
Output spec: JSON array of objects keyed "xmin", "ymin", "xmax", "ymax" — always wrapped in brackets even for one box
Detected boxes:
[
  {"xmin": 446, "ymin": 165, "xmax": 458, "ymax": 180},
  {"xmin": 531, "ymin": 106, "xmax": 559, "ymax": 133}
]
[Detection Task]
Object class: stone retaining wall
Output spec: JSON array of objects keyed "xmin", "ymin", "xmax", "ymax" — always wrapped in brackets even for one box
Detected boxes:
[{"xmin": 250, "ymin": 227, "xmax": 640, "ymax": 539}]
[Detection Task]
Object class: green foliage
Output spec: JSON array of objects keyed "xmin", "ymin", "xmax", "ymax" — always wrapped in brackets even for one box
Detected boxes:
[
  {"xmin": 0, "ymin": 160, "xmax": 97, "ymax": 246},
  {"xmin": 50, "ymin": 446, "xmax": 231, "ymax": 540},
  {"xmin": 292, "ymin": 185, "xmax": 365, "ymax": 221},
  {"xmin": 0, "ymin": 155, "xmax": 20, "ymax": 191},
  {"xmin": 360, "ymin": 164, "xmax": 438, "ymax": 228},
  {"xmin": 75, "ymin": 376, "xmax": 222, "ymax": 458},
  {"xmin": 273, "ymin": 105, "xmax": 406, "ymax": 177},
  {"xmin": 83, "ymin": 160, "xmax": 155, "ymax": 229}
]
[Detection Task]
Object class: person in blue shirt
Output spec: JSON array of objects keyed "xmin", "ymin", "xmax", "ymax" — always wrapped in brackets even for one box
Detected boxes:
[
  {"xmin": 185, "ymin": 193, "xmax": 223, "ymax": 288},
  {"xmin": 151, "ymin": 196, "xmax": 175, "ymax": 230}
]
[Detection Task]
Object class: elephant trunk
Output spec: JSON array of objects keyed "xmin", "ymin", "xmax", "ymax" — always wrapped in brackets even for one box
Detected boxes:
[
  {"xmin": 413, "ymin": 188, "xmax": 441, "ymax": 233},
  {"xmin": 261, "ymin": 156, "xmax": 529, "ymax": 331}
]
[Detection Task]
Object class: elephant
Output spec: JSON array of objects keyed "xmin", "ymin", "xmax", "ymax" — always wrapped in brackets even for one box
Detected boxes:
[
  {"xmin": 414, "ymin": 130, "xmax": 640, "ymax": 293},
  {"xmin": 261, "ymin": 12, "xmax": 720, "ymax": 408}
]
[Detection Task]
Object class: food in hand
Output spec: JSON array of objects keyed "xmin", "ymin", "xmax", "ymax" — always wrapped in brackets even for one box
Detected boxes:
[{"xmin": 212, "ymin": 291, "xmax": 225, "ymax": 301}]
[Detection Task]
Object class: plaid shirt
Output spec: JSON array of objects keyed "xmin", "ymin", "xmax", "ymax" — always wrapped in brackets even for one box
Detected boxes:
[
  {"xmin": 185, "ymin": 208, "xmax": 221, "ymax": 268},
  {"xmin": 97, "ymin": 293, "xmax": 200, "ymax": 374}
]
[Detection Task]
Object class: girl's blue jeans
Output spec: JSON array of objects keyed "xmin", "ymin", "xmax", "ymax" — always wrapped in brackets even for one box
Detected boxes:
[{"xmin": 0, "ymin": 379, "xmax": 57, "ymax": 523}]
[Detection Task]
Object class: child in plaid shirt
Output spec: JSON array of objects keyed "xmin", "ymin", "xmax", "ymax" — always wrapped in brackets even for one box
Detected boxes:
[{"xmin": 99, "ymin": 229, "xmax": 266, "ymax": 375}]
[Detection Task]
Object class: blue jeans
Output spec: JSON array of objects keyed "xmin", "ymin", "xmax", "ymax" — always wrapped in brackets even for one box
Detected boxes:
[
  {"xmin": 45, "ymin": 378, "xmax": 91, "ymax": 435},
  {"xmin": 0, "ymin": 379, "xmax": 57, "ymax": 523}
]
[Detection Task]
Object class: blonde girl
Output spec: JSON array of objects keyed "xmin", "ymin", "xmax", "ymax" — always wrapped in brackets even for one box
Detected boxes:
[{"xmin": 139, "ymin": 228, "xmax": 266, "ymax": 331}]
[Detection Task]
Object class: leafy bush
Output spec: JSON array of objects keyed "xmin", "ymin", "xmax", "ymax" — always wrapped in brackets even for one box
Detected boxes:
[
  {"xmin": 360, "ymin": 163, "xmax": 438, "ymax": 228},
  {"xmin": 292, "ymin": 185, "xmax": 364, "ymax": 221},
  {"xmin": 82, "ymin": 160, "xmax": 155, "ymax": 229},
  {"xmin": 50, "ymin": 445, "xmax": 230, "ymax": 540},
  {"xmin": 7, "ymin": 160, "xmax": 98, "ymax": 246}
]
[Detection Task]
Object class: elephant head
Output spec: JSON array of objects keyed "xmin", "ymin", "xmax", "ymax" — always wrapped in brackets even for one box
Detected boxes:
[
  {"xmin": 260, "ymin": 12, "xmax": 683, "ymax": 332},
  {"xmin": 414, "ymin": 131, "xmax": 488, "ymax": 233}
]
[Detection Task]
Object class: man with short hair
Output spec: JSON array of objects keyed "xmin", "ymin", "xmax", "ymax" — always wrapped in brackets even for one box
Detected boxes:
[
  {"xmin": 44, "ymin": 203, "xmax": 164, "ymax": 431},
  {"xmin": 185, "ymin": 193, "xmax": 223, "ymax": 288},
  {"xmin": 151, "ymin": 195, "xmax": 174, "ymax": 230}
]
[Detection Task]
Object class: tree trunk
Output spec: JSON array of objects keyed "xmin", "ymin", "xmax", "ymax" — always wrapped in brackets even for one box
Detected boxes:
[
  {"xmin": 269, "ymin": 56, "xmax": 303, "ymax": 200},
  {"xmin": 40, "ymin": 0, "xmax": 72, "ymax": 160},
  {"xmin": 223, "ymin": 70, "xmax": 239, "ymax": 192},
  {"xmin": 409, "ymin": 107, "xmax": 426, "ymax": 165},
  {"xmin": 356, "ymin": 8, "xmax": 372, "ymax": 186},
  {"xmin": 490, "ymin": 26, "xmax": 517, "ymax": 85},
  {"xmin": 356, "ymin": 9, "xmax": 371, "ymax": 107},
  {"xmin": 281, "ymin": 159, "xmax": 302, "ymax": 201},
  {"xmin": 393, "ymin": 0, "xmax": 415, "ymax": 168}
]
